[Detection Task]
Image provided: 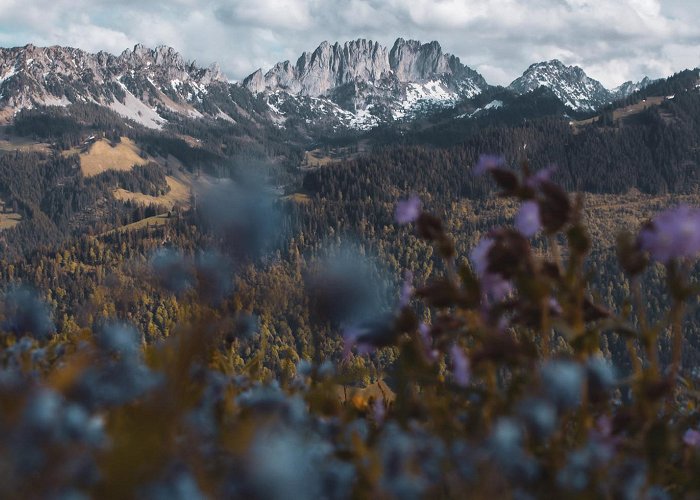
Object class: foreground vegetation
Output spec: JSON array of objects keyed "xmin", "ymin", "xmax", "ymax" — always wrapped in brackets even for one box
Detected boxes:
[{"xmin": 2, "ymin": 156, "xmax": 700, "ymax": 498}]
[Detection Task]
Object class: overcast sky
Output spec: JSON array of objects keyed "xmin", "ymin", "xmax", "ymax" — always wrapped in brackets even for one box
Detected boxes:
[{"xmin": 0, "ymin": 0, "xmax": 698, "ymax": 88}]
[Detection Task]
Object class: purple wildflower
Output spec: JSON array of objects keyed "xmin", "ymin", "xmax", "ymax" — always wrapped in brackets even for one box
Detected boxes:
[
  {"xmin": 515, "ymin": 201, "xmax": 542, "ymax": 237},
  {"xmin": 481, "ymin": 272, "xmax": 514, "ymax": 302},
  {"xmin": 470, "ymin": 237, "xmax": 513, "ymax": 302},
  {"xmin": 549, "ymin": 297, "xmax": 563, "ymax": 315},
  {"xmin": 394, "ymin": 195, "xmax": 422, "ymax": 225},
  {"xmin": 418, "ymin": 322, "xmax": 438, "ymax": 362},
  {"xmin": 596, "ymin": 415, "xmax": 613, "ymax": 437},
  {"xmin": 639, "ymin": 205, "xmax": 700, "ymax": 264},
  {"xmin": 341, "ymin": 315, "xmax": 395, "ymax": 359},
  {"xmin": 399, "ymin": 271, "xmax": 414, "ymax": 308},
  {"xmin": 683, "ymin": 428, "xmax": 700, "ymax": 447},
  {"xmin": 588, "ymin": 415, "xmax": 621, "ymax": 460},
  {"xmin": 525, "ymin": 165, "xmax": 557, "ymax": 189},
  {"xmin": 373, "ymin": 398, "xmax": 386, "ymax": 425},
  {"xmin": 450, "ymin": 344, "xmax": 471, "ymax": 387},
  {"xmin": 342, "ymin": 325, "xmax": 374, "ymax": 359},
  {"xmin": 473, "ymin": 154, "xmax": 506, "ymax": 176},
  {"xmin": 469, "ymin": 238, "xmax": 494, "ymax": 276}
]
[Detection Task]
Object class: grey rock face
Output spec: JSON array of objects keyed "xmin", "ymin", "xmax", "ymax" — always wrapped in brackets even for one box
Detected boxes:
[
  {"xmin": 245, "ymin": 39, "xmax": 392, "ymax": 96},
  {"xmin": 390, "ymin": 39, "xmax": 453, "ymax": 81},
  {"xmin": 243, "ymin": 38, "xmax": 487, "ymax": 98}
]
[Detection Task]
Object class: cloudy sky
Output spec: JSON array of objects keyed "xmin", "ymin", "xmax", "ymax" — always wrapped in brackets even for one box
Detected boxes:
[{"xmin": 0, "ymin": 0, "xmax": 698, "ymax": 87}]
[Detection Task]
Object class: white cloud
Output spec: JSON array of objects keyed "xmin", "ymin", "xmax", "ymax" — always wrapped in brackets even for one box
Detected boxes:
[{"xmin": 0, "ymin": 0, "xmax": 698, "ymax": 87}]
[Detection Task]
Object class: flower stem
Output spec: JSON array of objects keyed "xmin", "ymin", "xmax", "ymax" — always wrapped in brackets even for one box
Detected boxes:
[
  {"xmin": 632, "ymin": 278, "xmax": 659, "ymax": 378},
  {"xmin": 669, "ymin": 300, "xmax": 685, "ymax": 385}
]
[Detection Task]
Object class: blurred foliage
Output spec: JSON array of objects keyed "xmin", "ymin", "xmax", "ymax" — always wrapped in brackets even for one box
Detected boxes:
[{"xmin": 2, "ymin": 156, "xmax": 700, "ymax": 498}]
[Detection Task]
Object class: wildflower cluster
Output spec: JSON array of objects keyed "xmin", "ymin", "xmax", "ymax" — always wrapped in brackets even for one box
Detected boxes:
[{"xmin": 1, "ymin": 155, "xmax": 700, "ymax": 497}]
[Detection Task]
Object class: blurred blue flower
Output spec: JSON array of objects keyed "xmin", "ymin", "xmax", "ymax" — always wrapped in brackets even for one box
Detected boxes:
[
  {"xmin": 75, "ymin": 357, "xmax": 161, "ymax": 409},
  {"xmin": 541, "ymin": 360, "xmax": 584, "ymax": 409},
  {"xmin": 97, "ymin": 322, "xmax": 142, "ymax": 358},
  {"xmin": 60, "ymin": 404, "xmax": 105, "ymax": 446},
  {"xmin": 480, "ymin": 272, "xmax": 514, "ymax": 302},
  {"xmin": 490, "ymin": 418, "xmax": 522, "ymax": 456},
  {"xmin": 557, "ymin": 448, "xmax": 591, "ymax": 491},
  {"xmin": 379, "ymin": 423, "xmax": 430, "ymax": 500},
  {"xmin": 307, "ymin": 244, "xmax": 390, "ymax": 328},
  {"xmin": 683, "ymin": 428, "xmax": 700, "ymax": 447},
  {"xmin": 2, "ymin": 286, "xmax": 54, "ymax": 340},
  {"xmin": 342, "ymin": 314, "xmax": 395, "ymax": 357},
  {"xmin": 473, "ymin": 154, "xmax": 506, "ymax": 176},
  {"xmin": 489, "ymin": 418, "xmax": 538, "ymax": 482},
  {"xmin": 470, "ymin": 238, "xmax": 494, "ymax": 277},
  {"xmin": 418, "ymin": 323, "xmax": 438, "ymax": 362},
  {"xmin": 450, "ymin": 344, "xmax": 470, "ymax": 387},
  {"xmin": 6, "ymin": 336, "xmax": 34, "ymax": 364},
  {"xmin": 237, "ymin": 384, "xmax": 307, "ymax": 424},
  {"xmin": 399, "ymin": 271, "xmax": 414, "ymax": 308},
  {"xmin": 139, "ymin": 466, "xmax": 206, "ymax": 500},
  {"xmin": 295, "ymin": 359, "xmax": 313, "ymax": 378},
  {"xmin": 586, "ymin": 356, "xmax": 617, "ymax": 393},
  {"xmin": 373, "ymin": 397, "xmax": 386, "ymax": 425},
  {"xmin": 317, "ymin": 360, "xmax": 335, "ymax": 378},
  {"xmin": 515, "ymin": 201, "xmax": 541, "ymax": 237},
  {"xmin": 53, "ymin": 490, "xmax": 90, "ymax": 500},
  {"xmin": 518, "ymin": 398, "xmax": 557, "ymax": 439},
  {"xmin": 197, "ymin": 176, "xmax": 281, "ymax": 262},
  {"xmin": 615, "ymin": 459, "xmax": 647, "ymax": 500},
  {"xmin": 470, "ymin": 238, "xmax": 513, "ymax": 302},
  {"xmin": 394, "ymin": 195, "xmax": 421, "ymax": 225},
  {"xmin": 195, "ymin": 249, "xmax": 233, "ymax": 304},
  {"xmin": 639, "ymin": 205, "xmax": 700, "ymax": 264},
  {"xmin": 525, "ymin": 165, "xmax": 557, "ymax": 189},
  {"xmin": 150, "ymin": 248, "xmax": 194, "ymax": 294},
  {"xmin": 24, "ymin": 389, "xmax": 61, "ymax": 433},
  {"xmin": 645, "ymin": 485, "xmax": 671, "ymax": 500},
  {"xmin": 231, "ymin": 313, "xmax": 259, "ymax": 341},
  {"xmin": 249, "ymin": 426, "xmax": 350, "ymax": 500}
]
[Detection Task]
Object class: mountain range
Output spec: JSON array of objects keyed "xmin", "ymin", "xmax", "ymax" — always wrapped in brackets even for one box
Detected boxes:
[{"xmin": 0, "ymin": 38, "xmax": 669, "ymax": 134}]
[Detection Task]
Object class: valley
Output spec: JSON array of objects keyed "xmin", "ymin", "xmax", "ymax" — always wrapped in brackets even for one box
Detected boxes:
[{"xmin": 0, "ymin": 35, "xmax": 699, "ymax": 498}]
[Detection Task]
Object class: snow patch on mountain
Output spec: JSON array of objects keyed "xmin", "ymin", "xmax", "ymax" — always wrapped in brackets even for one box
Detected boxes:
[
  {"xmin": 0, "ymin": 67, "xmax": 17, "ymax": 84},
  {"xmin": 456, "ymin": 99, "xmax": 503, "ymax": 119},
  {"xmin": 109, "ymin": 89, "xmax": 166, "ymax": 129}
]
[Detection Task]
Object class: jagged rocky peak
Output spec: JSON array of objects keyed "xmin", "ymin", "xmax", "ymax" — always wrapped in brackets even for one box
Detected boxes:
[
  {"xmin": 611, "ymin": 76, "xmax": 654, "ymax": 100},
  {"xmin": 509, "ymin": 59, "xmax": 610, "ymax": 111},
  {"xmin": 199, "ymin": 62, "xmax": 225, "ymax": 85},
  {"xmin": 0, "ymin": 43, "xmax": 225, "ymax": 85},
  {"xmin": 1, "ymin": 44, "xmax": 103, "ymax": 75},
  {"xmin": 245, "ymin": 69, "xmax": 265, "ymax": 93},
  {"xmin": 243, "ymin": 37, "xmax": 486, "ymax": 97},
  {"xmin": 0, "ymin": 42, "xmax": 230, "ymax": 128},
  {"xmin": 245, "ymin": 39, "xmax": 392, "ymax": 96},
  {"xmin": 390, "ymin": 38, "xmax": 454, "ymax": 81},
  {"xmin": 119, "ymin": 44, "xmax": 186, "ymax": 71}
]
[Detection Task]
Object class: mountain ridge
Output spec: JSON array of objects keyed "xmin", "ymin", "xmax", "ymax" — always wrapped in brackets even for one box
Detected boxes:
[
  {"xmin": 0, "ymin": 40, "xmax": 671, "ymax": 134},
  {"xmin": 0, "ymin": 43, "xmax": 229, "ymax": 128},
  {"xmin": 507, "ymin": 59, "xmax": 651, "ymax": 111}
]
